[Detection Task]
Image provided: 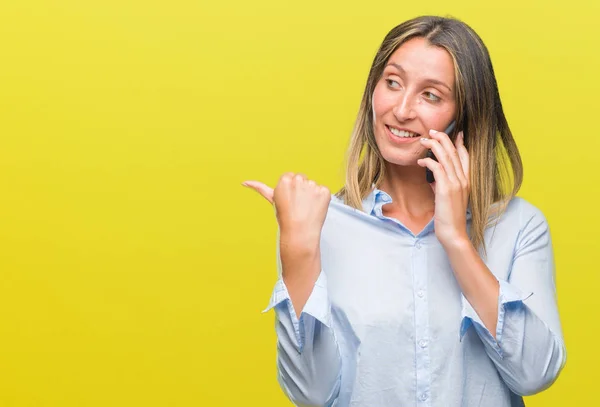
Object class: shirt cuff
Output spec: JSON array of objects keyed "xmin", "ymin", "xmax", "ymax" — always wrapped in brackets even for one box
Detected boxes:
[
  {"xmin": 459, "ymin": 279, "xmax": 532, "ymax": 357},
  {"xmin": 262, "ymin": 271, "xmax": 332, "ymax": 350}
]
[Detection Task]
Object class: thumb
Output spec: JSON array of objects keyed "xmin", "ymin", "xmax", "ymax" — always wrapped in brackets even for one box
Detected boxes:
[{"xmin": 242, "ymin": 180, "xmax": 274, "ymax": 204}]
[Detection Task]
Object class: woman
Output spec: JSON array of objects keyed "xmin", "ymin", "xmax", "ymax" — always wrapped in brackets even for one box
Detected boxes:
[{"xmin": 243, "ymin": 15, "xmax": 566, "ymax": 407}]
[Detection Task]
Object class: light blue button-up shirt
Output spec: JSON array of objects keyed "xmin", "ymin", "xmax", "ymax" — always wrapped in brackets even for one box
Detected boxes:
[{"xmin": 264, "ymin": 188, "xmax": 566, "ymax": 407}]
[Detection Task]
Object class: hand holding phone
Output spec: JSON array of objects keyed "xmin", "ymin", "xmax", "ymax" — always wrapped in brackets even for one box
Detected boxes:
[{"xmin": 425, "ymin": 121, "xmax": 456, "ymax": 183}]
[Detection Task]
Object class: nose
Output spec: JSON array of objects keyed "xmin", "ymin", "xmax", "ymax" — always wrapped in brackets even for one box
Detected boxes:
[{"xmin": 392, "ymin": 92, "xmax": 417, "ymax": 122}]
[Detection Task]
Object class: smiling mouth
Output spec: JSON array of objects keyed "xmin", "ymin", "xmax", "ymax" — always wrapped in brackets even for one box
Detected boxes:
[{"xmin": 387, "ymin": 125, "xmax": 421, "ymax": 138}]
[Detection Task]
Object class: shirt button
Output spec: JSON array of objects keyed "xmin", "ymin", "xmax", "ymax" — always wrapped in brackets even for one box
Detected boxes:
[
  {"xmin": 420, "ymin": 393, "xmax": 428, "ymax": 401},
  {"xmin": 415, "ymin": 241, "xmax": 422, "ymax": 249},
  {"xmin": 417, "ymin": 290, "xmax": 424, "ymax": 298},
  {"xmin": 419, "ymin": 339, "xmax": 428, "ymax": 348}
]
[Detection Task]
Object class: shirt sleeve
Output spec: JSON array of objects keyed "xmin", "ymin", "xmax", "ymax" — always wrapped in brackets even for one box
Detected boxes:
[
  {"xmin": 262, "ymin": 272, "xmax": 340, "ymax": 406},
  {"xmin": 263, "ymin": 256, "xmax": 360, "ymax": 407},
  {"xmin": 459, "ymin": 204, "xmax": 567, "ymax": 396}
]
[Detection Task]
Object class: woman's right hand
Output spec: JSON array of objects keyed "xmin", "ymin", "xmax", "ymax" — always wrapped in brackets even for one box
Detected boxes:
[
  {"xmin": 243, "ymin": 173, "xmax": 331, "ymax": 253},
  {"xmin": 244, "ymin": 173, "xmax": 330, "ymax": 316}
]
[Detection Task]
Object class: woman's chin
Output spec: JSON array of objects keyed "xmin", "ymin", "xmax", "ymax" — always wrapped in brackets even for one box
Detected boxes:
[
  {"xmin": 381, "ymin": 155, "xmax": 421, "ymax": 168},
  {"xmin": 378, "ymin": 145, "xmax": 426, "ymax": 167}
]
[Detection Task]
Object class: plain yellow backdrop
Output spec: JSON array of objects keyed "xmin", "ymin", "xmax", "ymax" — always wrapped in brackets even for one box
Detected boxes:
[{"xmin": 0, "ymin": 0, "xmax": 598, "ymax": 405}]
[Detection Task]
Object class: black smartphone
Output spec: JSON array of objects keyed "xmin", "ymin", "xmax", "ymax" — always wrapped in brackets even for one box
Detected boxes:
[{"xmin": 426, "ymin": 121, "xmax": 457, "ymax": 183}]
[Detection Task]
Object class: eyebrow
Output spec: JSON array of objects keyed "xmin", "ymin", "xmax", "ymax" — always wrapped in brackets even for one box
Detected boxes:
[{"xmin": 386, "ymin": 62, "xmax": 453, "ymax": 92}]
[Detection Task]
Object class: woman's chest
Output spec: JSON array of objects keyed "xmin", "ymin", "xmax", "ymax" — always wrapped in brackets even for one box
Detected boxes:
[{"xmin": 321, "ymin": 235, "xmax": 463, "ymax": 337}]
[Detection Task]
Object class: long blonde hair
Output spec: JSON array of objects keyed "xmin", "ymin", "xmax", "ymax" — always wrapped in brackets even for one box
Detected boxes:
[{"xmin": 336, "ymin": 16, "xmax": 523, "ymax": 254}]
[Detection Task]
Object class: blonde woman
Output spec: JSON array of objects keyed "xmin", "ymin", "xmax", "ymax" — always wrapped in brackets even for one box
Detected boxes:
[{"xmin": 244, "ymin": 15, "xmax": 566, "ymax": 407}]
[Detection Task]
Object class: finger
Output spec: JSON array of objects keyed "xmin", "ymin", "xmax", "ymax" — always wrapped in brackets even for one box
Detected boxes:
[
  {"xmin": 428, "ymin": 129, "xmax": 465, "ymax": 184},
  {"xmin": 420, "ymin": 137, "xmax": 458, "ymax": 183},
  {"xmin": 456, "ymin": 132, "xmax": 470, "ymax": 181},
  {"xmin": 294, "ymin": 173, "xmax": 307, "ymax": 181},
  {"xmin": 293, "ymin": 173, "xmax": 308, "ymax": 190},
  {"xmin": 279, "ymin": 172, "xmax": 296, "ymax": 183},
  {"xmin": 276, "ymin": 172, "xmax": 295, "ymax": 194},
  {"xmin": 319, "ymin": 185, "xmax": 331, "ymax": 198},
  {"xmin": 417, "ymin": 157, "xmax": 446, "ymax": 184},
  {"xmin": 242, "ymin": 180, "xmax": 274, "ymax": 204}
]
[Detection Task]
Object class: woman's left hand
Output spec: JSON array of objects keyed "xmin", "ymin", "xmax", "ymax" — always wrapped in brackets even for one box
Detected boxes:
[{"xmin": 417, "ymin": 129, "xmax": 470, "ymax": 247}]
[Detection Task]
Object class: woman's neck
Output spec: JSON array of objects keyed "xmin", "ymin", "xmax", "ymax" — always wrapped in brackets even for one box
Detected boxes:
[{"xmin": 378, "ymin": 164, "xmax": 435, "ymax": 218}]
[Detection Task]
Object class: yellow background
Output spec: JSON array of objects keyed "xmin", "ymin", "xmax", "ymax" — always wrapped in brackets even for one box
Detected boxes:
[{"xmin": 0, "ymin": 0, "xmax": 597, "ymax": 405}]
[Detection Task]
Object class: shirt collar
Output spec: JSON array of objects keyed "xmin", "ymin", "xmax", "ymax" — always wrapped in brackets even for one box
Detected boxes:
[
  {"xmin": 361, "ymin": 185, "xmax": 472, "ymax": 220},
  {"xmin": 361, "ymin": 186, "xmax": 392, "ymax": 216}
]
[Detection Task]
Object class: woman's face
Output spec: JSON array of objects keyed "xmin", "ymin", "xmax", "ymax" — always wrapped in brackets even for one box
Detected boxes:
[{"xmin": 372, "ymin": 37, "xmax": 457, "ymax": 167}]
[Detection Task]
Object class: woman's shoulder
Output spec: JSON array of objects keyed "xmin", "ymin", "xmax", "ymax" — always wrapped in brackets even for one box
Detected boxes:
[
  {"xmin": 330, "ymin": 193, "xmax": 344, "ymax": 205},
  {"xmin": 497, "ymin": 196, "xmax": 549, "ymax": 230},
  {"xmin": 482, "ymin": 197, "xmax": 552, "ymax": 253},
  {"xmin": 329, "ymin": 193, "xmax": 366, "ymax": 214},
  {"xmin": 325, "ymin": 192, "xmax": 395, "ymax": 231},
  {"xmin": 328, "ymin": 193, "xmax": 374, "ymax": 221}
]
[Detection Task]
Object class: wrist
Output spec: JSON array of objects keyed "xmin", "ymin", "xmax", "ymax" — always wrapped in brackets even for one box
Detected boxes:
[
  {"xmin": 279, "ymin": 229, "xmax": 320, "ymax": 254},
  {"xmin": 279, "ymin": 234, "xmax": 321, "ymax": 290},
  {"xmin": 440, "ymin": 233, "xmax": 472, "ymax": 253}
]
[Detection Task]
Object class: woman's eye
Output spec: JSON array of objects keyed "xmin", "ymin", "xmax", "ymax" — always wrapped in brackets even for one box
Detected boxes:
[
  {"xmin": 386, "ymin": 79, "xmax": 400, "ymax": 88},
  {"xmin": 424, "ymin": 92, "xmax": 441, "ymax": 102}
]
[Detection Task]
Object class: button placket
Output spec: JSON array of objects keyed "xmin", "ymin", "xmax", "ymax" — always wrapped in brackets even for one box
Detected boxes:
[{"xmin": 412, "ymin": 237, "xmax": 431, "ymax": 406}]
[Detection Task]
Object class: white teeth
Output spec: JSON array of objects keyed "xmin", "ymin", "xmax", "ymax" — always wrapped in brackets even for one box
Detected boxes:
[{"xmin": 389, "ymin": 127, "xmax": 418, "ymax": 138}]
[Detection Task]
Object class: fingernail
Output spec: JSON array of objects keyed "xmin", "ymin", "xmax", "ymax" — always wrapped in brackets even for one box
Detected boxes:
[
  {"xmin": 241, "ymin": 182, "xmax": 248, "ymax": 187},
  {"xmin": 429, "ymin": 129, "xmax": 438, "ymax": 135},
  {"xmin": 420, "ymin": 137, "xmax": 429, "ymax": 141}
]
